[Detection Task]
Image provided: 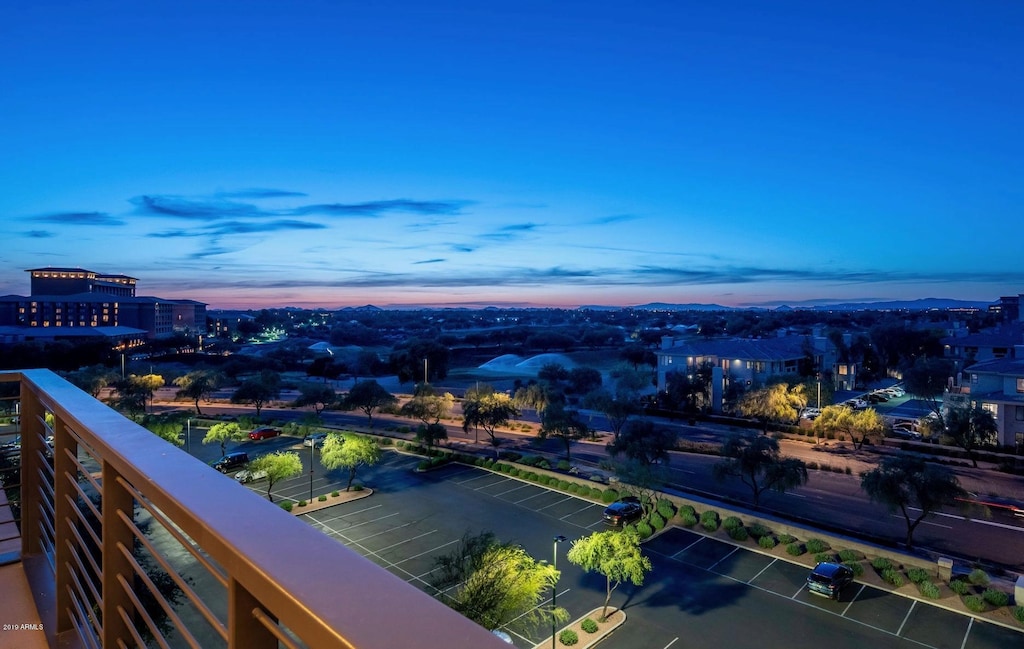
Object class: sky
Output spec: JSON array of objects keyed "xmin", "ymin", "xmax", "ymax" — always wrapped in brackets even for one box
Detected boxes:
[{"xmin": 2, "ymin": 1, "xmax": 1022, "ymax": 310}]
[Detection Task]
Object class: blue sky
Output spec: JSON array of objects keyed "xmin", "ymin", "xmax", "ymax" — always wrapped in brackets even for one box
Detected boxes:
[{"xmin": 2, "ymin": 1, "xmax": 1022, "ymax": 309}]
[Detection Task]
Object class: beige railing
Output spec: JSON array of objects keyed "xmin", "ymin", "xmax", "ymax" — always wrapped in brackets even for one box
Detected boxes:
[{"xmin": 1, "ymin": 369, "xmax": 505, "ymax": 649}]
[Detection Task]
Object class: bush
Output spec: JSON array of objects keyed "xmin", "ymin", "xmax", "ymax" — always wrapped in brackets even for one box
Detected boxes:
[
  {"xmin": 650, "ymin": 512, "xmax": 666, "ymax": 530},
  {"xmin": 968, "ymin": 569, "xmax": 990, "ymax": 586},
  {"xmin": 723, "ymin": 516, "xmax": 743, "ymax": 531},
  {"xmin": 351, "ymin": 485, "xmax": 363, "ymax": 491},
  {"xmin": 602, "ymin": 488, "xmax": 620, "ymax": 503},
  {"xmin": 657, "ymin": 499, "xmax": 677, "ymax": 520},
  {"xmin": 559, "ymin": 629, "xmax": 579, "ymax": 646},
  {"xmin": 983, "ymin": 588, "xmax": 1009, "ymax": 607},
  {"xmin": 949, "ymin": 579, "xmax": 970, "ymax": 595},
  {"xmin": 508, "ymin": 468, "xmax": 520, "ymax": 477},
  {"xmin": 758, "ymin": 535, "xmax": 777, "ymax": 550},
  {"xmin": 786, "ymin": 542, "xmax": 805, "ymax": 556},
  {"xmin": 882, "ymin": 568, "xmax": 905, "ymax": 587},
  {"xmin": 814, "ymin": 552, "xmax": 834, "ymax": 564},
  {"xmin": 778, "ymin": 534, "xmax": 797, "ymax": 544},
  {"xmin": 700, "ymin": 510, "xmax": 720, "ymax": 532},
  {"xmin": 907, "ymin": 567, "xmax": 930, "ymax": 584},
  {"xmin": 838, "ymin": 549, "xmax": 862, "ymax": 563},
  {"xmin": 805, "ymin": 538, "xmax": 830, "ymax": 553},
  {"xmin": 581, "ymin": 619, "xmax": 599, "ymax": 634},
  {"xmin": 728, "ymin": 526, "xmax": 749, "ymax": 541},
  {"xmin": 590, "ymin": 487, "xmax": 604, "ymax": 499},
  {"xmin": 558, "ymin": 480, "xmax": 571, "ymax": 490},
  {"xmin": 747, "ymin": 523, "xmax": 771, "ymax": 539},
  {"xmin": 280, "ymin": 501, "xmax": 293, "ymax": 512},
  {"xmin": 679, "ymin": 504, "xmax": 697, "ymax": 519},
  {"xmin": 417, "ymin": 460, "xmax": 430, "ymax": 470},
  {"xmin": 298, "ymin": 500, "xmax": 307, "ymax": 507},
  {"xmin": 537, "ymin": 458, "xmax": 551, "ymax": 469},
  {"xmin": 318, "ymin": 495, "xmax": 327, "ymax": 502},
  {"xmin": 680, "ymin": 511, "xmax": 698, "ymax": 527},
  {"xmin": 843, "ymin": 561, "xmax": 864, "ymax": 577},
  {"xmin": 871, "ymin": 557, "xmax": 892, "ymax": 571},
  {"xmin": 331, "ymin": 490, "xmax": 340, "ymax": 497},
  {"xmin": 918, "ymin": 581, "xmax": 941, "ymax": 599},
  {"xmin": 1013, "ymin": 606, "xmax": 1024, "ymax": 624},
  {"xmin": 964, "ymin": 595, "xmax": 986, "ymax": 613},
  {"xmin": 557, "ymin": 460, "xmax": 571, "ymax": 472},
  {"xmin": 635, "ymin": 520, "xmax": 654, "ymax": 539}
]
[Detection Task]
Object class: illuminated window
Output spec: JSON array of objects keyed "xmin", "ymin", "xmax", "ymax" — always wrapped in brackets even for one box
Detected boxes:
[{"xmin": 1017, "ymin": 378, "xmax": 1024, "ymax": 393}]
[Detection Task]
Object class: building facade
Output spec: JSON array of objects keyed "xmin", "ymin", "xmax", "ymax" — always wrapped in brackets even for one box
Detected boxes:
[{"xmin": 944, "ymin": 355, "xmax": 1024, "ymax": 452}]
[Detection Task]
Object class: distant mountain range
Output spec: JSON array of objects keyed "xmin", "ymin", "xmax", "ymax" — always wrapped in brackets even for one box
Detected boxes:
[{"xmin": 605, "ymin": 298, "xmax": 996, "ymax": 312}]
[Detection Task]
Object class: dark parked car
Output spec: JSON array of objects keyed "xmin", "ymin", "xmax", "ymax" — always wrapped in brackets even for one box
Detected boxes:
[
  {"xmin": 249, "ymin": 427, "xmax": 281, "ymax": 441},
  {"xmin": 603, "ymin": 496, "xmax": 643, "ymax": 526},
  {"xmin": 806, "ymin": 562, "xmax": 854, "ymax": 600},
  {"xmin": 212, "ymin": 451, "xmax": 249, "ymax": 473}
]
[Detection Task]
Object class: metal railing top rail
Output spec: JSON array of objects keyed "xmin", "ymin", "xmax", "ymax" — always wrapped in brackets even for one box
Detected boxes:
[{"xmin": 1, "ymin": 369, "xmax": 507, "ymax": 649}]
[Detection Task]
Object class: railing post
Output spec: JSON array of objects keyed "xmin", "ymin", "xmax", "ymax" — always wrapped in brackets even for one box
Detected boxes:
[
  {"xmin": 102, "ymin": 461, "xmax": 136, "ymax": 648},
  {"xmin": 52, "ymin": 415, "xmax": 77, "ymax": 636},
  {"xmin": 18, "ymin": 385, "xmax": 45, "ymax": 559},
  {"xmin": 229, "ymin": 578, "xmax": 277, "ymax": 649}
]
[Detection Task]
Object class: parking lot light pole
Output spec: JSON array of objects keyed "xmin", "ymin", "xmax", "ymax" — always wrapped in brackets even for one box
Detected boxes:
[
  {"xmin": 309, "ymin": 440, "xmax": 315, "ymax": 502},
  {"xmin": 552, "ymin": 535, "xmax": 567, "ymax": 649}
]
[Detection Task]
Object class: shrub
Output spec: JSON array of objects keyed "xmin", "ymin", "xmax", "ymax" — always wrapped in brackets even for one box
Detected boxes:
[
  {"xmin": 590, "ymin": 487, "xmax": 604, "ymax": 499},
  {"xmin": 964, "ymin": 595, "xmax": 986, "ymax": 613},
  {"xmin": 650, "ymin": 512, "xmax": 666, "ymax": 530},
  {"xmin": 918, "ymin": 581, "xmax": 941, "ymax": 599},
  {"xmin": 558, "ymin": 480, "xmax": 571, "ymax": 490},
  {"xmin": 843, "ymin": 561, "xmax": 864, "ymax": 577},
  {"xmin": 657, "ymin": 499, "xmax": 677, "ymax": 520},
  {"xmin": 786, "ymin": 542, "xmax": 804, "ymax": 556},
  {"xmin": 508, "ymin": 468, "xmax": 520, "ymax": 477},
  {"xmin": 298, "ymin": 500, "xmax": 307, "ymax": 507},
  {"xmin": 417, "ymin": 460, "xmax": 430, "ymax": 470},
  {"xmin": 559, "ymin": 629, "xmax": 579, "ymax": 646},
  {"xmin": 968, "ymin": 569, "xmax": 990, "ymax": 586},
  {"xmin": 882, "ymin": 568, "xmax": 905, "ymax": 587},
  {"xmin": 805, "ymin": 538, "xmax": 830, "ymax": 553},
  {"xmin": 581, "ymin": 618, "xmax": 599, "ymax": 634},
  {"xmin": 814, "ymin": 552, "xmax": 834, "ymax": 564},
  {"xmin": 907, "ymin": 567, "xmax": 930, "ymax": 584},
  {"xmin": 502, "ymin": 451, "xmax": 522, "ymax": 461},
  {"xmin": 1013, "ymin": 606, "xmax": 1024, "ymax": 624},
  {"xmin": 318, "ymin": 495, "xmax": 327, "ymax": 502},
  {"xmin": 537, "ymin": 459, "xmax": 551, "ymax": 470},
  {"xmin": 723, "ymin": 516, "xmax": 743, "ymax": 531},
  {"xmin": 949, "ymin": 579, "xmax": 970, "ymax": 595},
  {"xmin": 778, "ymin": 534, "xmax": 796, "ymax": 544},
  {"xmin": 747, "ymin": 524, "xmax": 771, "ymax": 539},
  {"xmin": 838, "ymin": 549, "xmax": 862, "ymax": 563},
  {"xmin": 700, "ymin": 510, "xmax": 720, "ymax": 532},
  {"xmin": 679, "ymin": 504, "xmax": 697, "ymax": 519},
  {"xmin": 351, "ymin": 485, "xmax": 363, "ymax": 491},
  {"xmin": 758, "ymin": 536, "xmax": 777, "ymax": 550},
  {"xmin": 983, "ymin": 588, "xmax": 1009, "ymax": 607},
  {"xmin": 633, "ymin": 520, "xmax": 653, "ymax": 540},
  {"xmin": 331, "ymin": 491, "xmax": 340, "ymax": 497},
  {"xmin": 602, "ymin": 488, "xmax": 620, "ymax": 503},
  {"xmin": 280, "ymin": 501, "xmax": 293, "ymax": 512},
  {"xmin": 871, "ymin": 557, "xmax": 892, "ymax": 571},
  {"xmin": 557, "ymin": 460, "xmax": 572, "ymax": 472},
  {"xmin": 680, "ymin": 511, "xmax": 698, "ymax": 527},
  {"xmin": 728, "ymin": 526, "xmax": 749, "ymax": 541}
]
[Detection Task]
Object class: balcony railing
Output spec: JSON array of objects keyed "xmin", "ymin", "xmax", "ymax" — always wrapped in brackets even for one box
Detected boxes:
[{"xmin": 1, "ymin": 369, "xmax": 506, "ymax": 649}]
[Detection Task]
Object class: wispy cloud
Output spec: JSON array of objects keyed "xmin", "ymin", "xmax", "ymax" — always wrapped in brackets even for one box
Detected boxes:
[
  {"xmin": 132, "ymin": 193, "xmax": 473, "ymax": 221},
  {"xmin": 24, "ymin": 230, "xmax": 56, "ymax": 238},
  {"xmin": 131, "ymin": 195, "xmax": 262, "ymax": 219},
  {"xmin": 413, "ymin": 258, "xmax": 446, "ymax": 265},
  {"xmin": 215, "ymin": 188, "xmax": 308, "ymax": 199},
  {"xmin": 587, "ymin": 214, "xmax": 640, "ymax": 225},
  {"xmin": 148, "ymin": 220, "xmax": 327, "ymax": 238},
  {"xmin": 290, "ymin": 199, "xmax": 472, "ymax": 217},
  {"xmin": 30, "ymin": 211, "xmax": 125, "ymax": 226}
]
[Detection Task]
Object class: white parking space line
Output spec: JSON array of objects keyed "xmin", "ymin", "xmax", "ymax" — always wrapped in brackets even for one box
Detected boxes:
[
  {"xmin": 493, "ymin": 482, "xmax": 533, "ymax": 497},
  {"xmin": 707, "ymin": 546, "xmax": 738, "ymax": 571},
  {"xmin": 473, "ymin": 477, "xmax": 512, "ymax": 491},
  {"xmin": 320, "ymin": 512, "xmax": 400, "ymax": 532},
  {"xmin": 959, "ymin": 617, "xmax": 973, "ymax": 649},
  {"xmin": 671, "ymin": 537, "xmax": 706, "ymax": 560},
  {"xmin": 842, "ymin": 584, "xmax": 865, "ymax": 614},
  {"xmin": 308, "ymin": 503, "xmax": 384, "ymax": 525},
  {"xmin": 351, "ymin": 520, "xmax": 417, "ymax": 543},
  {"xmin": 375, "ymin": 529, "xmax": 438, "ymax": 554},
  {"xmin": 535, "ymin": 495, "xmax": 574, "ymax": 512},
  {"xmin": 512, "ymin": 491, "xmax": 553, "ymax": 504},
  {"xmin": 395, "ymin": 538, "xmax": 460, "ymax": 566},
  {"xmin": 663, "ymin": 638, "xmax": 679, "ymax": 649},
  {"xmin": 304, "ymin": 519, "xmax": 432, "ymax": 587},
  {"xmin": 560, "ymin": 503, "xmax": 600, "ymax": 521},
  {"xmin": 748, "ymin": 557, "xmax": 777, "ymax": 584},
  {"xmin": 455, "ymin": 473, "xmax": 497, "ymax": 485},
  {"xmin": 895, "ymin": 600, "xmax": 916, "ymax": 636}
]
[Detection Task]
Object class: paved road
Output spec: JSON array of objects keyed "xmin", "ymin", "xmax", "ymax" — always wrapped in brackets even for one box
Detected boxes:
[{"xmin": 235, "ymin": 452, "xmax": 1022, "ymax": 649}]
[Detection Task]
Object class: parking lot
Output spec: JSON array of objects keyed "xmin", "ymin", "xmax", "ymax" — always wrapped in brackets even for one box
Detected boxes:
[{"xmin": 244, "ymin": 450, "xmax": 1023, "ymax": 649}]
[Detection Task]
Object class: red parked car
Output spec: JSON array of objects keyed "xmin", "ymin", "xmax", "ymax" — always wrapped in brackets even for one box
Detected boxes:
[{"xmin": 249, "ymin": 427, "xmax": 281, "ymax": 441}]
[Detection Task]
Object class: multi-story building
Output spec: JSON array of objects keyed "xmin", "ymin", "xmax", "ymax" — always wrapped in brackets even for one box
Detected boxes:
[
  {"xmin": 655, "ymin": 333, "xmax": 841, "ymax": 413},
  {"xmin": 944, "ymin": 355, "xmax": 1024, "ymax": 452},
  {"xmin": 0, "ymin": 267, "xmax": 206, "ymax": 341}
]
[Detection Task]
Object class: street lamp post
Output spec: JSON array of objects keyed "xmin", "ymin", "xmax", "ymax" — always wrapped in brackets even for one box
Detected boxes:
[
  {"xmin": 552, "ymin": 535, "xmax": 567, "ymax": 649},
  {"xmin": 186, "ymin": 418, "xmax": 191, "ymax": 455},
  {"xmin": 309, "ymin": 439, "xmax": 315, "ymax": 502}
]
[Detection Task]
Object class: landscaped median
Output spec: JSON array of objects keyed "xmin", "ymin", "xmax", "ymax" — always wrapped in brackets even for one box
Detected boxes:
[
  {"xmin": 283, "ymin": 487, "xmax": 373, "ymax": 515},
  {"xmin": 534, "ymin": 608, "xmax": 626, "ymax": 649}
]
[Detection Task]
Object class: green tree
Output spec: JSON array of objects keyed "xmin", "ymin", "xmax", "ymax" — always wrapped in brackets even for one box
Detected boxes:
[
  {"xmin": 230, "ymin": 371, "xmax": 281, "ymax": 419},
  {"xmin": 400, "ymin": 384, "xmax": 455, "ymax": 426},
  {"xmin": 134, "ymin": 373, "xmax": 166, "ymax": 412},
  {"xmin": 566, "ymin": 529, "xmax": 652, "ymax": 619},
  {"xmin": 389, "ymin": 338, "xmax": 450, "ymax": 384},
  {"xmin": 861, "ymin": 455, "xmax": 967, "ymax": 549},
  {"xmin": 606, "ymin": 420, "xmax": 676, "ymax": 466},
  {"xmin": 538, "ymin": 401, "xmax": 590, "ymax": 461},
  {"xmin": 430, "ymin": 532, "xmax": 567, "ymax": 635},
  {"xmin": 566, "ymin": 367, "xmax": 602, "ymax": 395},
  {"xmin": 513, "ymin": 382, "xmax": 558, "ymax": 415},
  {"xmin": 139, "ymin": 412, "xmax": 186, "ymax": 446},
  {"xmin": 712, "ymin": 431, "xmax": 808, "ymax": 508},
  {"xmin": 320, "ymin": 432, "xmax": 382, "ymax": 491},
  {"xmin": 902, "ymin": 357, "xmax": 955, "ymax": 416},
  {"xmin": 943, "ymin": 404, "xmax": 998, "ymax": 468},
  {"xmin": 462, "ymin": 387, "xmax": 519, "ymax": 457},
  {"xmin": 415, "ymin": 422, "xmax": 449, "ymax": 448},
  {"xmin": 293, "ymin": 382, "xmax": 337, "ymax": 416},
  {"xmin": 737, "ymin": 383, "xmax": 807, "ymax": 434},
  {"xmin": 173, "ymin": 370, "xmax": 222, "ymax": 416},
  {"xmin": 64, "ymin": 365, "xmax": 115, "ymax": 397},
  {"xmin": 203, "ymin": 421, "xmax": 245, "ymax": 457},
  {"xmin": 582, "ymin": 389, "xmax": 639, "ymax": 443},
  {"xmin": 340, "ymin": 379, "xmax": 396, "ymax": 427},
  {"xmin": 812, "ymin": 405, "xmax": 884, "ymax": 450},
  {"xmin": 247, "ymin": 451, "xmax": 303, "ymax": 502}
]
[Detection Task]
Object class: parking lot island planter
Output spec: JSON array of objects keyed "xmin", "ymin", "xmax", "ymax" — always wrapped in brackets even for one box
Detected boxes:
[
  {"xmin": 532, "ymin": 608, "xmax": 625, "ymax": 649},
  {"xmin": 290, "ymin": 487, "xmax": 373, "ymax": 515}
]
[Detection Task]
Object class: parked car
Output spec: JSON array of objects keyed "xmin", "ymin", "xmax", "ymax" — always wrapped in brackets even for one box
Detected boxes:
[
  {"xmin": 806, "ymin": 562, "xmax": 854, "ymax": 600},
  {"xmin": 867, "ymin": 393, "xmax": 888, "ymax": 403},
  {"xmin": 884, "ymin": 386, "xmax": 906, "ymax": 397},
  {"xmin": 603, "ymin": 496, "xmax": 643, "ymax": 526},
  {"xmin": 249, "ymin": 427, "xmax": 281, "ymax": 441},
  {"xmin": 303, "ymin": 433, "xmax": 328, "ymax": 448},
  {"xmin": 235, "ymin": 467, "xmax": 268, "ymax": 483},
  {"xmin": 212, "ymin": 451, "xmax": 249, "ymax": 473},
  {"xmin": 800, "ymin": 407, "xmax": 822, "ymax": 420}
]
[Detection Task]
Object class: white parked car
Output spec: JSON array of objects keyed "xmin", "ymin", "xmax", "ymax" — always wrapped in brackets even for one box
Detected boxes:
[
  {"xmin": 800, "ymin": 408, "xmax": 822, "ymax": 420},
  {"xmin": 235, "ymin": 467, "xmax": 268, "ymax": 484}
]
